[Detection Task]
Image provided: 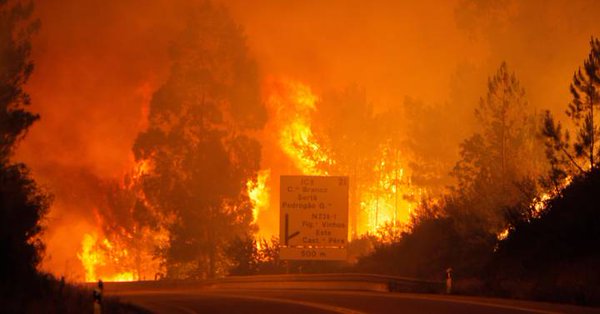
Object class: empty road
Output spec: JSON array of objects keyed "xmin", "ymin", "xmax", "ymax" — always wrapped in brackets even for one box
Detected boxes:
[{"xmin": 105, "ymin": 276, "xmax": 600, "ymax": 314}]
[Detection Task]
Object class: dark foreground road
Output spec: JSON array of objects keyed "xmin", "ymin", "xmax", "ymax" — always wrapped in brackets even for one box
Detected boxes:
[
  {"xmin": 113, "ymin": 289, "xmax": 600, "ymax": 314},
  {"xmin": 106, "ymin": 277, "xmax": 600, "ymax": 314}
]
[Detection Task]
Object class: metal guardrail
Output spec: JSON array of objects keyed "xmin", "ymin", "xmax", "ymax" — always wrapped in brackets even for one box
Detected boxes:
[
  {"xmin": 213, "ymin": 273, "xmax": 444, "ymax": 293},
  {"xmin": 102, "ymin": 273, "xmax": 444, "ymax": 294}
]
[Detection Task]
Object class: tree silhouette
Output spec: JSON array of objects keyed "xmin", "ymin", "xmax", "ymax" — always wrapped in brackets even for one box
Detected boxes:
[
  {"xmin": 543, "ymin": 37, "xmax": 600, "ymax": 184},
  {"xmin": 0, "ymin": 0, "xmax": 39, "ymax": 163},
  {"xmin": 132, "ymin": 2, "xmax": 266, "ymax": 279},
  {"xmin": 451, "ymin": 62, "xmax": 545, "ymax": 233},
  {"xmin": 0, "ymin": 0, "xmax": 49, "ymax": 295},
  {"xmin": 492, "ymin": 168, "xmax": 600, "ymax": 305}
]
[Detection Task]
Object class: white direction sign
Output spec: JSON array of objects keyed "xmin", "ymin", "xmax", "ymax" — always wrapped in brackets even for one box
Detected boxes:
[{"xmin": 279, "ymin": 175, "xmax": 349, "ymax": 260}]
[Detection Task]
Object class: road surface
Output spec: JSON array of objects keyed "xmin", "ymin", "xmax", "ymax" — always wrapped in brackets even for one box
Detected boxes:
[{"xmin": 105, "ymin": 276, "xmax": 600, "ymax": 314}]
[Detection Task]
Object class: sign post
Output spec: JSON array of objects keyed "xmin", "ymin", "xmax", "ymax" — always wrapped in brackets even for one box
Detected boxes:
[{"xmin": 279, "ymin": 175, "xmax": 349, "ymax": 260}]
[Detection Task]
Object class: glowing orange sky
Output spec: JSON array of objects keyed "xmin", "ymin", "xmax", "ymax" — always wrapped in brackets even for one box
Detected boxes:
[{"xmin": 14, "ymin": 0, "xmax": 600, "ymax": 279}]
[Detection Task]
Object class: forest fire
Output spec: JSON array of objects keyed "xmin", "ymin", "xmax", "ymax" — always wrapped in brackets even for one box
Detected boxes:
[
  {"xmin": 268, "ymin": 79, "xmax": 333, "ymax": 176},
  {"xmin": 357, "ymin": 145, "xmax": 424, "ymax": 235},
  {"xmin": 3, "ymin": 2, "xmax": 597, "ymax": 299},
  {"xmin": 77, "ymin": 223, "xmax": 167, "ymax": 282},
  {"xmin": 265, "ymin": 78, "xmax": 420, "ymax": 237},
  {"xmin": 72, "ymin": 158, "xmax": 168, "ymax": 282},
  {"xmin": 78, "ymin": 233, "xmax": 135, "ymax": 282},
  {"xmin": 34, "ymin": 70, "xmax": 419, "ymax": 283},
  {"xmin": 3, "ymin": 1, "xmax": 600, "ymax": 311}
]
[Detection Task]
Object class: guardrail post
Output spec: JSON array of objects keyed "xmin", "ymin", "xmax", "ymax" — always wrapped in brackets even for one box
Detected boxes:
[
  {"xmin": 445, "ymin": 267, "xmax": 453, "ymax": 294},
  {"xmin": 93, "ymin": 280, "xmax": 103, "ymax": 314}
]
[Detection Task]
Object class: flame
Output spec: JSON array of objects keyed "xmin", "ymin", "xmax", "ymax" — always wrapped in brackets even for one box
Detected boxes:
[
  {"xmin": 268, "ymin": 79, "xmax": 333, "ymax": 175},
  {"xmin": 532, "ymin": 176, "xmax": 572, "ymax": 215},
  {"xmin": 77, "ymin": 227, "xmax": 166, "ymax": 282},
  {"xmin": 497, "ymin": 227, "xmax": 510, "ymax": 241},
  {"xmin": 359, "ymin": 154, "xmax": 420, "ymax": 235},
  {"xmin": 77, "ymin": 233, "xmax": 136, "ymax": 282},
  {"xmin": 265, "ymin": 78, "xmax": 420, "ymax": 238},
  {"xmin": 75, "ymin": 158, "xmax": 167, "ymax": 282},
  {"xmin": 496, "ymin": 176, "xmax": 574, "ymax": 242},
  {"xmin": 357, "ymin": 168, "xmax": 422, "ymax": 234},
  {"xmin": 247, "ymin": 169, "xmax": 271, "ymax": 223},
  {"xmin": 78, "ymin": 233, "xmax": 101, "ymax": 282}
]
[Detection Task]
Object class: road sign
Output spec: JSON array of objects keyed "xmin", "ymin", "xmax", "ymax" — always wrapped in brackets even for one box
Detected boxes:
[
  {"xmin": 279, "ymin": 175, "xmax": 349, "ymax": 260},
  {"xmin": 280, "ymin": 247, "xmax": 348, "ymax": 260}
]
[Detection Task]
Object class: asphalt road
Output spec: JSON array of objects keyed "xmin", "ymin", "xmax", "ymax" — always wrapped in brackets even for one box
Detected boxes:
[{"xmin": 110, "ymin": 285, "xmax": 600, "ymax": 314}]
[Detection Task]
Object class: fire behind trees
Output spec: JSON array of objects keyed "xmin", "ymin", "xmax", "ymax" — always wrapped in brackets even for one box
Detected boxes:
[
  {"xmin": 356, "ymin": 37, "xmax": 600, "ymax": 305},
  {"xmin": 356, "ymin": 61, "xmax": 547, "ymax": 278},
  {"xmin": 0, "ymin": 2, "xmax": 138, "ymax": 312},
  {"xmin": 1, "ymin": 0, "xmax": 599, "ymax": 308},
  {"xmin": 130, "ymin": 2, "xmax": 266, "ymax": 279},
  {"xmin": 0, "ymin": 2, "xmax": 113, "ymax": 313}
]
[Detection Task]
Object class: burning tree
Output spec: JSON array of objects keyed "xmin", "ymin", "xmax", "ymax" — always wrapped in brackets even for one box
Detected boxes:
[
  {"xmin": 312, "ymin": 87, "xmax": 379, "ymax": 236},
  {"xmin": 132, "ymin": 2, "xmax": 266, "ymax": 279},
  {"xmin": 451, "ymin": 62, "xmax": 546, "ymax": 234},
  {"xmin": 306, "ymin": 87, "xmax": 421, "ymax": 236},
  {"xmin": 543, "ymin": 37, "xmax": 600, "ymax": 185},
  {"xmin": 88, "ymin": 172, "xmax": 168, "ymax": 281}
]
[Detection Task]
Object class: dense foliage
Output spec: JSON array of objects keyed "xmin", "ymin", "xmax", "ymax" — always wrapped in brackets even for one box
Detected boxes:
[
  {"xmin": 0, "ymin": 0, "xmax": 49, "ymax": 292},
  {"xmin": 490, "ymin": 169, "xmax": 600, "ymax": 304},
  {"xmin": 132, "ymin": 2, "xmax": 266, "ymax": 279}
]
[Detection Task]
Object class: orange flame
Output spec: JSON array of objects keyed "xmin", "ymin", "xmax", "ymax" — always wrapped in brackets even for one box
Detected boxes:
[
  {"xmin": 247, "ymin": 169, "xmax": 271, "ymax": 224},
  {"xmin": 77, "ymin": 232, "xmax": 135, "ymax": 282},
  {"xmin": 359, "ymin": 156, "xmax": 420, "ymax": 235},
  {"xmin": 268, "ymin": 79, "xmax": 333, "ymax": 175},
  {"xmin": 264, "ymin": 78, "xmax": 420, "ymax": 238},
  {"xmin": 76, "ymin": 158, "xmax": 167, "ymax": 282}
]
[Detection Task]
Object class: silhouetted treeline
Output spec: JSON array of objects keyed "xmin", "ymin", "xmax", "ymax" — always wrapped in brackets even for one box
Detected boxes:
[
  {"xmin": 490, "ymin": 168, "xmax": 600, "ymax": 305},
  {"xmin": 352, "ymin": 61, "xmax": 544, "ymax": 277},
  {"xmin": 0, "ymin": 2, "xmax": 147, "ymax": 312},
  {"xmin": 0, "ymin": 0, "xmax": 48, "ymax": 304},
  {"xmin": 487, "ymin": 36, "xmax": 600, "ymax": 305},
  {"xmin": 351, "ymin": 37, "xmax": 600, "ymax": 306}
]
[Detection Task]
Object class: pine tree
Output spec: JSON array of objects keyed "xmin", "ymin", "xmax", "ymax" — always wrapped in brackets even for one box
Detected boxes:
[
  {"xmin": 543, "ymin": 37, "xmax": 600, "ymax": 184},
  {"xmin": 451, "ymin": 62, "xmax": 544, "ymax": 232}
]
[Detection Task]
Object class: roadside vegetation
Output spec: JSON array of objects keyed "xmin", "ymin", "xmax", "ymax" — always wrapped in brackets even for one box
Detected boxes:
[{"xmin": 0, "ymin": 1, "xmax": 148, "ymax": 312}]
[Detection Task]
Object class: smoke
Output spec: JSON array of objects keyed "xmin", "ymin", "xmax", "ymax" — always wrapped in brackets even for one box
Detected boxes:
[{"xmin": 13, "ymin": 0, "xmax": 600, "ymax": 279}]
